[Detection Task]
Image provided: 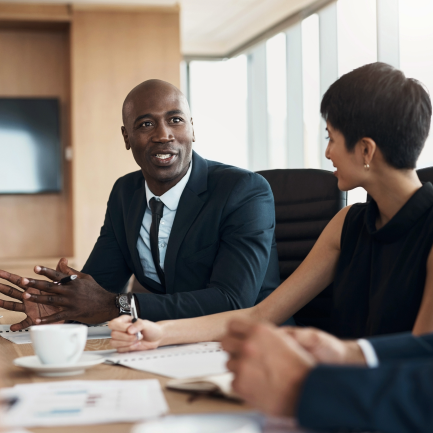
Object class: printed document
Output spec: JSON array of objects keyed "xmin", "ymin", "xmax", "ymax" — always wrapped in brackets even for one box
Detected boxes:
[{"xmin": 1, "ymin": 379, "xmax": 168, "ymax": 428}]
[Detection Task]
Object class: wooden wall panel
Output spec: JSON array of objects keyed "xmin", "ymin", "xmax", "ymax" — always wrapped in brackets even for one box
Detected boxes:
[
  {"xmin": 0, "ymin": 3, "xmax": 71, "ymax": 22},
  {"xmin": 0, "ymin": 29, "xmax": 72, "ymax": 266},
  {"xmin": 71, "ymin": 9, "xmax": 181, "ymax": 267}
]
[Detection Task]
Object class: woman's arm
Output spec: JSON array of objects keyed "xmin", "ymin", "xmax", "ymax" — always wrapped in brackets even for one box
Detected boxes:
[
  {"xmin": 412, "ymin": 244, "xmax": 433, "ymax": 335},
  {"xmin": 109, "ymin": 206, "xmax": 350, "ymax": 351}
]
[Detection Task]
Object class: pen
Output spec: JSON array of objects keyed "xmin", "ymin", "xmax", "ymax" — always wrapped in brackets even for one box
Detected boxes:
[
  {"xmin": 130, "ymin": 295, "xmax": 143, "ymax": 341},
  {"xmin": 58, "ymin": 275, "xmax": 78, "ymax": 285}
]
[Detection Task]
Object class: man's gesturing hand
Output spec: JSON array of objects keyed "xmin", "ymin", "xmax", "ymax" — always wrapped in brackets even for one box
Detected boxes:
[
  {"xmin": 221, "ymin": 319, "xmax": 316, "ymax": 417},
  {"xmin": 0, "ymin": 269, "xmax": 64, "ymax": 331},
  {"xmin": 4, "ymin": 263, "xmax": 118, "ymax": 327}
]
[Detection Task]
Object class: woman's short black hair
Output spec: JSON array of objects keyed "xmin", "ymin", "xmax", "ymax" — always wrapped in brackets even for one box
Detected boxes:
[{"xmin": 320, "ymin": 62, "xmax": 432, "ymax": 169}]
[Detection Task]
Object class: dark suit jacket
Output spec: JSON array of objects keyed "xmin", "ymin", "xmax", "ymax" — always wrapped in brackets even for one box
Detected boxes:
[
  {"xmin": 82, "ymin": 151, "xmax": 280, "ymax": 321},
  {"xmin": 298, "ymin": 332, "xmax": 433, "ymax": 433}
]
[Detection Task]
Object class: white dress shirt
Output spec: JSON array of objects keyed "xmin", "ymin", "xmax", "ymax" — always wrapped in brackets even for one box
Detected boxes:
[
  {"xmin": 136, "ymin": 162, "xmax": 192, "ymax": 284},
  {"xmin": 357, "ymin": 339, "xmax": 380, "ymax": 368}
]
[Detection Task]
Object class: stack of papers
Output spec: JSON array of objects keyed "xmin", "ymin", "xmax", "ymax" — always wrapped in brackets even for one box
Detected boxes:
[
  {"xmin": 0, "ymin": 324, "xmax": 111, "ymax": 344},
  {"xmin": 1, "ymin": 379, "xmax": 168, "ymax": 428},
  {"xmin": 101, "ymin": 342, "xmax": 229, "ymax": 379}
]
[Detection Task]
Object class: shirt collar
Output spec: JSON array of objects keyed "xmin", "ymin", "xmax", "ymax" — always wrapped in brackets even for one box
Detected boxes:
[{"xmin": 145, "ymin": 160, "xmax": 193, "ymax": 211}]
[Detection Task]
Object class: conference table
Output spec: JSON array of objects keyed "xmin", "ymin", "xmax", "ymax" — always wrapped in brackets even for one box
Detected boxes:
[{"xmin": 0, "ymin": 310, "xmax": 251, "ymax": 433}]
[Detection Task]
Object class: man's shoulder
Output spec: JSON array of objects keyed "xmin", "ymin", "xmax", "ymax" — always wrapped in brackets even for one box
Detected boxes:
[
  {"xmin": 108, "ymin": 170, "xmax": 143, "ymax": 202},
  {"xmin": 112, "ymin": 170, "xmax": 143, "ymax": 190}
]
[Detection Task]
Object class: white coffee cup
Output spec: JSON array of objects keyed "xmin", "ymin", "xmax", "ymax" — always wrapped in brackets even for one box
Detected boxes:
[{"xmin": 30, "ymin": 324, "xmax": 88, "ymax": 365}]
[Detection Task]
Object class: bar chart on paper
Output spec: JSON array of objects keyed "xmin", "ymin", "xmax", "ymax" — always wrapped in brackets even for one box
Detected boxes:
[{"xmin": 1, "ymin": 380, "xmax": 168, "ymax": 428}]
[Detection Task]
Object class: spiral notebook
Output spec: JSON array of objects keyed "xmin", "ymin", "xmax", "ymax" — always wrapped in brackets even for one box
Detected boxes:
[{"xmin": 0, "ymin": 324, "xmax": 112, "ymax": 344}]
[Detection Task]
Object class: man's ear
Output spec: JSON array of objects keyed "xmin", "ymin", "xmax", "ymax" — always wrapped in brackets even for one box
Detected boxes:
[
  {"xmin": 191, "ymin": 118, "xmax": 195, "ymax": 142},
  {"xmin": 121, "ymin": 126, "xmax": 131, "ymax": 150}
]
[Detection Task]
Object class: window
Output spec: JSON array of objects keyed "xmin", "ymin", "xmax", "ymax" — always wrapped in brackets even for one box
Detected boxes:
[
  {"xmin": 188, "ymin": 56, "xmax": 248, "ymax": 169},
  {"xmin": 266, "ymin": 33, "xmax": 287, "ymax": 169},
  {"xmin": 337, "ymin": 0, "xmax": 377, "ymax": 76},
  {"xmin": 187, "ymin": 0, "xmax": 431, "ymax": 207},
  {"xmin": 302, "ymin": 14, "xmax": 321, "ymax": 169},
  {"xmin": 399, "ymin": 0, "xmax": 433, "ymax": 169}
]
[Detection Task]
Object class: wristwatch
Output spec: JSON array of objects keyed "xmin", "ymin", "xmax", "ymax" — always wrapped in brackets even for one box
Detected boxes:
[{"xmin": 115, "ymin": 294, "xmax": 131, "ymax": 315}]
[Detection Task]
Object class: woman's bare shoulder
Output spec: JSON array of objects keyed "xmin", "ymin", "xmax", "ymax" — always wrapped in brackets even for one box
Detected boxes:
[{"xmin": 318, "ymin": 205, "xmax": 354, "ymax": 251}]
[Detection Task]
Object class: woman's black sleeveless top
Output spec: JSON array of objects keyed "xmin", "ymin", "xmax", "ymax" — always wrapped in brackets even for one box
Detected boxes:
[{"xmin": 330, "ymin": 182, "xmax": 433, "ymax": 338}]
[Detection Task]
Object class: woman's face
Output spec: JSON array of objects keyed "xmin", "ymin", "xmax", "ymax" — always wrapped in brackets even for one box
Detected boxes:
[{"xmin": 325, "ymin": 122, "xmax": 364, "ymax": 191}]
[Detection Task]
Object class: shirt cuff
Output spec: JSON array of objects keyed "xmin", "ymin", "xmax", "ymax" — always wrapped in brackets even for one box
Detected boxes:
[{"xmin": 357, "ymin": 339, "xmax": 379, "ymax": 368}]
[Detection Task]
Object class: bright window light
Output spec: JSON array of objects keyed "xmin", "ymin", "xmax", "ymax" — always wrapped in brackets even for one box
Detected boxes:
[
  {"xmin": 337, "ymin": 0, "xmax": 376, "ymax": 205},
  {"xmin": 266, "ymin": 33, "xmax": 287, "ymax": 169},
  {"xmin": 399, "ymin": 0, "xmax": 433, "ymax": 169},
  {"xmin": 189, "ymin": 56, "xmax": 248, "ymax": 169},
  {"xmin": 302, "ymin": 14, "xmax": 321, "ymax": 169},
  {"xmin": 337, "ymin": 0, "xmax": 377, "ymax": 77}
]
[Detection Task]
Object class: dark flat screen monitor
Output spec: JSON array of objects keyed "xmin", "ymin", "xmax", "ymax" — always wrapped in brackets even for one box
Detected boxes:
[{"xmin": 0, "ymin": 98, "xmax": 62, "ymax": 194}]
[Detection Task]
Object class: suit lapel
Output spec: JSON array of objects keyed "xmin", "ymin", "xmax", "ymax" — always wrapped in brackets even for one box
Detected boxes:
[
  {"xmin": 126, "ymin": 177, "xmax": 147, "ymax": 283},
  {"xmin": 164, "ymin": 152, "xmax": 208, "ymax": 293}
]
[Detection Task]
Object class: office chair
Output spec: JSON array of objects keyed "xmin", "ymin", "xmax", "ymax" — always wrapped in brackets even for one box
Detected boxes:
[
  {"xmin": 417, "ymin": 166, "xmax": 433, "ymax": 184},
  {"xmin": 366, "ymin": 166, "xmax": 433, "ymax": 202},
  {"xmin": 257, "ymin": 168, "xmax": 347, "ymax": 331}
]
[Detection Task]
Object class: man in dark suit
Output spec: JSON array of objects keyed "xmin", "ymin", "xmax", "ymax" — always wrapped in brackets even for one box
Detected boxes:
[
  {"xmin": 0, "ymin": 79, "xmax": 279, "ymax": 329},
  {"xmin": 222, "ymin": 320, "xmax": 433, "ymax": 433}
]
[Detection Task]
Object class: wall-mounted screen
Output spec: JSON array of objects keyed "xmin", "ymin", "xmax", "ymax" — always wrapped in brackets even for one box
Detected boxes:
[{"xmin": 0, "ymin": 98, "xmax": 61, "ymax": 194}]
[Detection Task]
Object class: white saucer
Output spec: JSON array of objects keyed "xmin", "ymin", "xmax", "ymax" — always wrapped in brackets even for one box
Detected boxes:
[{"xmin": 13, "ymin": 353, "xmax": 105, "ymax": 377}]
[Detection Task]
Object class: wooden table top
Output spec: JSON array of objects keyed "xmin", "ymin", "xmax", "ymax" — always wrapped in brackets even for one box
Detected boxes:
[{"xmin": 0, "ymin": 321, "xmax": 250, "ymax": 433}]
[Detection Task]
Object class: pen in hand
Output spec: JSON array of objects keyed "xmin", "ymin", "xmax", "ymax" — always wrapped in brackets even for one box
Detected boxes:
[
  {"xmin": 130, "ymin": 294, "xmax": 143, "ymax": 341},
  {"xmin": 58, "ymin": 275, "xmax": 78, "ymax": 285}
]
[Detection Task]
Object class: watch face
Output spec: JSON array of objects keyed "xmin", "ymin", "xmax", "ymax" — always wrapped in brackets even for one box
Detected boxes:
[{"xmin": 119, "ymin": 295, "xmax": 131, "ymax": 311}]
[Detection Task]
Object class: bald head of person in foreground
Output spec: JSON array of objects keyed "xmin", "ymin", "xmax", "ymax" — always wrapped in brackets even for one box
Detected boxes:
[{"xmin": 121, "ymin": 79, "xmax": 195, "ymax": 197}]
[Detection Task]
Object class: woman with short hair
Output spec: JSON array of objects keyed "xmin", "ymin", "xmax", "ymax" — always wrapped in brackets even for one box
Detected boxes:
[{"xmin": 110, "ymin": 62, "xmax": 433, "ymax": 350}]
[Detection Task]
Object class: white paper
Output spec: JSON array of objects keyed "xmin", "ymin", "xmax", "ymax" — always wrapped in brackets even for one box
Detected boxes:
[
  {"xmin": 0, "ymin": 324, "xmax": 111, "ymax": 344},
  {"xmin": 103, "ymin": 342, "xmax": 229, "ymax": 379},
  {"xmin": 1, "ymin": 379, "xmax": 168, "ymax": 428}
]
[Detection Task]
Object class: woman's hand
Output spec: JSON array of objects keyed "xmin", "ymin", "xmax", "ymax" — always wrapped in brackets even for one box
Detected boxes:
[{"xmin": 108, "ymin": 315, "xmax": 163, "ymax": 352}]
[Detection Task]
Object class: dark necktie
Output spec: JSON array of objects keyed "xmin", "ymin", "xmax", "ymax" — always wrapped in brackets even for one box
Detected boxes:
[{"xmin": 149, "ymin": 197, "xmax": 166, "ymax": 288}]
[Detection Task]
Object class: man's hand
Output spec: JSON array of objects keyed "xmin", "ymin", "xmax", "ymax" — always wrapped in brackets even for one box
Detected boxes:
[
  {"xmin": 221, "ymin": 319, "xmax": 316, "ymax": 417},
  {"xmin": 282, "ymin": 327, "xmax": 367, "ymax": 365},
  {"xmin": 0, "ymin": 262, "xmax": 119, "ymax": 327},
  {"xmin": 109, "ymin": 315, "xmax": 162, "ymax": 352},
  {"xmin": 0, "ymin": 270, "xmax": 63, "ymax": 331}
]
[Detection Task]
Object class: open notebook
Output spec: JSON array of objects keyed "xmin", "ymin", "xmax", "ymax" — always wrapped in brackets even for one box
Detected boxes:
[
  {"xmin": 166, "ymin": 372, "xmax": 240, "ymax": 400},
  {"xmin": 99, "ymin": 342, "xmax": 229, "ymax": 379},
  {"xmin": 0, "ymin": 324, "xmax": 111, "ymax": 344}
]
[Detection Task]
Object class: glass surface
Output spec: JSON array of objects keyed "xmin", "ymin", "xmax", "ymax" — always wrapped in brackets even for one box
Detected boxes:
[
  {"xmin": 189, "ymin": 56, "xmax": 248, "ymax": 169},
  {"xmin": 399, "ymin": 0, "xmax": 433, "ymax": 169},
  {"xmin": 266, "ymin": 33, "xmax": 287, "ymax": 169},
  {"xmin": 337, "ymin": 0, "xmax": 377, "ymax": 77},
  {"xmin": 0, "ymin": 98, "xmax": 61, "ymax": 194},
  {"xmin": 336, "ymin": 0, "xmax": 377, "ymax": 205},
  {"xmin": 302, "ymin": 14, "xmax": 321, "ymax": 169}
]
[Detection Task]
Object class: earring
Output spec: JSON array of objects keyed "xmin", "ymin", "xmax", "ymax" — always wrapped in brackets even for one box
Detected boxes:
[{"xmin": 364, "ymin": 163, "xmax": 370, "ymax": 170}]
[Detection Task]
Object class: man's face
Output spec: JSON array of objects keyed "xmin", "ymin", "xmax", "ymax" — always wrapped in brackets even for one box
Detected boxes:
[{"xmin": 122, "ymin": 86, "xmax": 194, "ymax": 194}]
